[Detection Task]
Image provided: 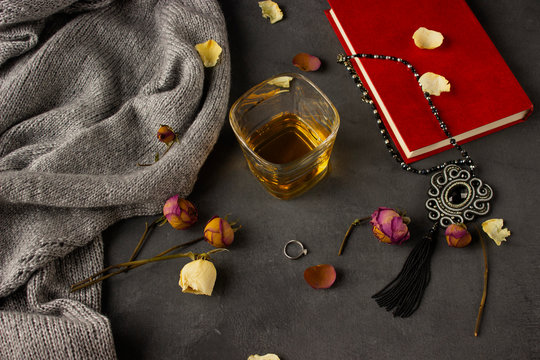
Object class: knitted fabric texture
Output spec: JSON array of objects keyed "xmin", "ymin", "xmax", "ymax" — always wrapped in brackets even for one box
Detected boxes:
[{"xmin": 0, "ymin": 0, "xmax": 230, "ymax": 358}]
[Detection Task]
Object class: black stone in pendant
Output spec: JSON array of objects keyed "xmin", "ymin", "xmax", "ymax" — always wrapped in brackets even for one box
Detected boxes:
[
  {"xmin": 447, "ymin": 184, "xmax": 469, "ymax": 206},
  {"xmin": 425, "ymin": 164, "xmax": 493, "ymax": 227}
]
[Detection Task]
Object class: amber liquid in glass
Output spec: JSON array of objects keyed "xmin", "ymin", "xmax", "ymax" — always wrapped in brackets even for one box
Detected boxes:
[{"xmin": 244, "ymin": 112, "xmax": 331, "ymax": 198}]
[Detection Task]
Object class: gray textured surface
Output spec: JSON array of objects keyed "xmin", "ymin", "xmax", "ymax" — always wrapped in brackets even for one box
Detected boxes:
[
  {"xmin": 103, "ymin": 0, "xmax": 540, "ymax": 359},
  {"xmin": 0, "ymin": 0, "xmax": 230, "ymax": 358}
]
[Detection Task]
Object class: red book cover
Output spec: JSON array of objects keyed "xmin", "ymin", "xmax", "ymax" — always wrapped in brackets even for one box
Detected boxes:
[{"xmin": 325, "ymin": 0, "xmax": 533, "ymax": 163}]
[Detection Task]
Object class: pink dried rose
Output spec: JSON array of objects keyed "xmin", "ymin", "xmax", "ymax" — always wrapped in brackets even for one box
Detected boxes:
[
  {"xmin": 163, "ymin": 195, "xmax": 198, "ymax": 230},
  {"xmin": 445, "ymin": 223, "xmax": 472, "ymax": 248},
  {"xmin": 304, "ymin": 264, "xmax": 336, "ymax": 289},
  {"xmin": 204, "ymin": 216, "xmax": 234, "ymax": 248},
  {"xmin": 292, "ymin": 53, "xmax": 321, "ymax": 71},
  {"xmin": 157, "ymin": 125, "xmax": 176, "ymax": 144},
  {"xmin": 370, "ymin": 207, "xmax": 410, "ymax": 245}
]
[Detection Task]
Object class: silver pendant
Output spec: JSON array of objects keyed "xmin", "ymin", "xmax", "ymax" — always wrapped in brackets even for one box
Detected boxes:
[{"xmin": 426, "ymin": 164, "xmax": 493, "ymax": 227}]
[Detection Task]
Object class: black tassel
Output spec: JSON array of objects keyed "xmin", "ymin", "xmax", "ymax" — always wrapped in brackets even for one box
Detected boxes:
[{"xmin": 372, "ymin": 223, "xmax": 439, "ymax": 317}]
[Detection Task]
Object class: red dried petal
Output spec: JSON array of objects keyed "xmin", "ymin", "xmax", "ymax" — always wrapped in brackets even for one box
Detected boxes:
[
  {"xmin": 304, "ymin": 264, "xmax": 336, "ymax": 289},
  {"xmin": 292, "ymin": 53, "xmax": 321, "ymax": 72}
]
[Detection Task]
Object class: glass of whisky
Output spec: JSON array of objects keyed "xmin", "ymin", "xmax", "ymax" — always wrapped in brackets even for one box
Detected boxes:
[{"xmin": 229, "ymin": 73, "xmax": 340, "ymax": 199}]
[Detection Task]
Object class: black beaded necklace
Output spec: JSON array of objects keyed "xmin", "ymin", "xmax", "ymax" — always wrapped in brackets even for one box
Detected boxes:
[{"xmin": 338, "ymin": 53, "xmax": 493, "ymax": 317}]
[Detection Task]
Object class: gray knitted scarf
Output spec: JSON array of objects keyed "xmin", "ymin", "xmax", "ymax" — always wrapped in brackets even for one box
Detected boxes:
[{"xmin": 0, "ymin": 0, "xmax": 230, "ymax": 358}]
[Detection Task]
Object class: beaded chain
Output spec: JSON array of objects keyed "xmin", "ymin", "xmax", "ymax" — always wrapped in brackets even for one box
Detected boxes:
[
  {"xmin": 337, "ymin": 53, "xmax": 476, "ymax": 176},
  {"xmin": 337, "ymin": 53, "xmax": 495, "ymax": 318}
]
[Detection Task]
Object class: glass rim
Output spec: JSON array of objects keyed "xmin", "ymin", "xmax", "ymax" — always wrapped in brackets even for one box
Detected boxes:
[{"xmin": 229, "ymin": 72, "xmax": 340, "ymax": 169}]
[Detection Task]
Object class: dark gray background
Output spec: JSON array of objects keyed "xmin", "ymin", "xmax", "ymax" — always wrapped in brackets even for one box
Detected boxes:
[{"xmin": 102, "ymin": 1, "xmax": 540, "ymax": 359}]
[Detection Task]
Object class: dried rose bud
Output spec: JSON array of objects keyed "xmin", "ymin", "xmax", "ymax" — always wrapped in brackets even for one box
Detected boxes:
[
  {"xmin": 157, "ymin": 125, "xmax": 176, "ymax": 144},
  {"xmin": 179, "ymin": 259, "xmax": 217, "ymax": 296},
  {"xmin": 445, "ymin": 223, "xmax": 472, "ymax": 248},
  {"xmin": 204, "ymin": 216, "xmax": 234, "ymax": 248},
  {"xmin": 304, "ymin": 264, "xmax": 336, "ymax": 289},
  {"xmin": 370, "ymin": 207, "xmax": 410, "ymax": 245},
  {"xmin": 163, "ymin": 195, "xmax": 198, "ymax": 230},
  {"xmin": 292, "ymin": 53, "xmax": 321, "ymax": 72}
]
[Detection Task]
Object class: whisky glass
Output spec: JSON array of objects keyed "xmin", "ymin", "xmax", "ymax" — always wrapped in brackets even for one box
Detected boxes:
[{"xmin": 229, "ymin": 73, "xmax": 340, "ymax": 199}]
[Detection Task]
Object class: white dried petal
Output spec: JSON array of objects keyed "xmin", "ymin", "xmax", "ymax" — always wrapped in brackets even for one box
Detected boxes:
[
  {"xmin": 179, "ymin": 259, "xmax": 217, "ymax": 296},
  {"xmin": 482, "ymin": 219, "xmax": 511, "ymax": 246},
  {"xmin": 258, "ymin": 1, "xmax": 283, "ymax": 24},
  {"xmin": 195, "ymin": 39, "xmax": 222, "ymax": 68},
  {"xmin": 419, "ymin": 72, "xmax": 450, "ymax": 96},
  {"xmin": 248, "ymin": 354, "xmax": 280, "ymax": 360},
  {"xmin": 413, "ymin": 27, "xmax": 444, "ymax": 49},
  {"xmin": 268, "ymin": 76, "xmax": 293, "ymax": 88}
]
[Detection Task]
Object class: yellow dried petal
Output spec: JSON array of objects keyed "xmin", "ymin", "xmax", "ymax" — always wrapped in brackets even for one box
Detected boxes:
[
  {"xmin": 195, "ymin": 39, "xmax": 222, "ymax": 68},
  {"xmin": 413, "ymin": 27, "xmax": 444, "ymax": 49},
  {"xmin": 258, "ymin": 0, "xmax": 283, "ymax": 24},
  {"xmin": 267, "ymin": 76, "xmax": 293, "ymax": 88},
  {"xmin": 179, "ymin": 259, "xmax": 217, "ymax": 296},
  {"xmin": 419, "ymin": 72, "xmax": 451, "ymax": 96},
  {"xmin": 248, "ymin": 354, "xmax": 280, "ymax": 360},
  {"xmin": 482, "ymin": 219, "xmax": 511, "ymax": 246}
]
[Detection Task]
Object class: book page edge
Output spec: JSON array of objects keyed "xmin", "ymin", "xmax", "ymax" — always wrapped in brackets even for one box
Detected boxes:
[{"xmin": 409, "ymin": 109, "xmax": 530, "ymax": 157}]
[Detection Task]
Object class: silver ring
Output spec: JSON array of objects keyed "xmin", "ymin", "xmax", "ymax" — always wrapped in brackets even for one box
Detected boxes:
[{"xmin": 283, "ymin": 240, "xmax": 307, "ymax": 260}]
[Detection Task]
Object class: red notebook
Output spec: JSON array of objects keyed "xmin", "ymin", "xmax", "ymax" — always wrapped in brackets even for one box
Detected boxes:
[{"xmin": 325, "ymin": 0, "xmax": 533, "ymax": 163}]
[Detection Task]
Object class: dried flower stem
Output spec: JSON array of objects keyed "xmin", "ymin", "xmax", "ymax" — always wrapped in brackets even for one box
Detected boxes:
[
  {"xmin": 137, "ymin": 142, "xmax": 175, "ymax": 167},
  {"xmin": 162, "ymin": 142, "xmax": 174, "ymax": 156},
  {"xmin": 70, "ymin": 236, "xmax": 204, "ymax": 292},
  {"xmin": 338, "ymin": 216, "xmax": 371, "ymax": 256},
  {"xmin": 475, "ymin": 227, "xmax": 489, "ymax": 337},
  {"xmin": 128, "ymin": 216, "xmax": 167, "ymax": 263}
]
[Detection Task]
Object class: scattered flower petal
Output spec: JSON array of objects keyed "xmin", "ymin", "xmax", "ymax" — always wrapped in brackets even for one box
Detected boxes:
[
  {"xmin": 268, "ymin": 76, "xmax": 293, "ymax": 88},
  {"xmin": 304, "ymin": 264, "xmax": 336, "ymax": 289},
  {"xmin": 370, "ymin": 207, "xmax": 410, "ymax": 245},
  {"xmin": 445, "ymin": 223, "xmax": 472, "ymax": 248},
  {"xmin": 292, "ymin": 53, "xmax": 321, "ymax": 72},
  {"xmin": 482, "ymin": 218, "xmax": 511, "ymax": 246},
  {"xmin": 179, "ymin": 259, "xmax": 217, "ymax": 296},
  {"xmin": 419, "ymin": 72, "xmax": 451, "ymax": 96},
  {"xmin": 157, "ymin": 125, "xmax": 176, "ymax": 144},
  {"xmin": 258, "ymin": 0, "xmax": 283, "ymax": 24},
  {"xmin": 204, "ymin": 216, "xmax": 234, "ymax": 248},
  {"xmin": 248, "ymin": 354, "xmax": 280, "ymax": 360},
  {"xmin": 195, "ymin": 39, "xmax": 222, "ymax": 67},
  {"xmin": 412, "ymin": 27, "xmax": 444, "ymax": 49},
  {"xmin": 163, "ymin": 195, "xmax": 198, "ymax": 230}
]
